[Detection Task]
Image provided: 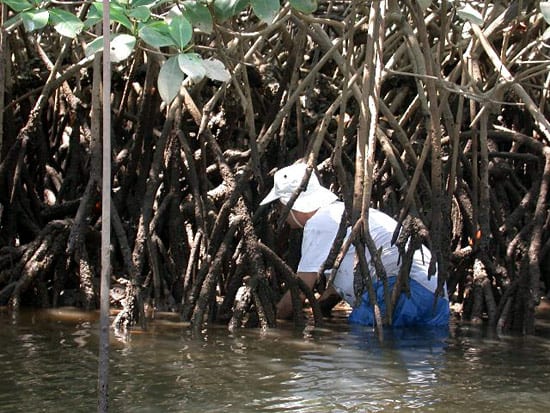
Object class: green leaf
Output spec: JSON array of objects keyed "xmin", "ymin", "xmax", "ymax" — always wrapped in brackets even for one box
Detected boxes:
[
  {"xmin": 130, "ymin": 0, "xmax": 158, "ymax": 7},
  {"xmin": 85, "ymin": 2, "xmax": 133, "ymax": 31},
  {"xmin": 85, "ymin": 36, "xmax": 105, "ymax": 57},
  {"xmin": 109, "ymin": 1, "xmax": 134, "ymax": 31},
  {"xmin": 168, "ymin": 14, "xmax": 193, "ymax": 50},
  {"xmin": 178, "ymin": 53, "xmax": 206, "ymax": 82},
  {"xmin": 182, "ymin": 1, "xmax": 213, "ymax": 33},
  {"xmin": 416, "ymin": 0, "xmax": 431, "ymax": 12},
  {"xmin": 212, "ymin": 0, "xmax": 249, "ymax": 22},
  {"xmin": 49, "ymin": 8, "xmax": 84, "ymax": 38},
  {"xmin": 158, "ymin": 56, "xmax": 185, "ymax": 104},
  {"xmin": 234, "ymin": 0, "xmax": 250, "ymax": 14},
  {"xmin": 289, "ymin": 0, "xmax": 317, "ymax": 14},
  {"xmin": 251, "ymin": 0, "xmax": 280, "ymax": 24},
  {"xmin": 128, "ymin": 5, "xmax": 151, "ymax": 21},
  {"xmin": 541, "ymin": 2, "xmax": 550, "ymax": 24},
  {"xmin": 84, "ymin": 2, "xmax": 103, "ymax": 28},
  {"xmin": 2, "ymin": 0, "xmax": 33, "ymax": 12},
  {"xmin": 2, "ymin": 13, "xmax": 23, "ymax": 31},
  {"xmin": 21, "ymin": 9, "xmax": 49, "ymax": 32},
  {"xmin": 456, "ymin": 4, "xmax": 483, "ymax": 26},
  {"xmin": 85, "ymin": 33, "xmax": 136, "ymax": 62},
  {"xmin": 138, "ymin": 21, "xmax": 176, "ymax": 48},
  {"xmin": 202, "ymin": 58, "xmax": 230, "ymax": 82}
]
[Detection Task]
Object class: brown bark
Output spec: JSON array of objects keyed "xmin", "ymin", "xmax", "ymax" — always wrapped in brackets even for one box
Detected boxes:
[{"xmin": 0, "ymin": 1, "xmax": 549, "ymax": 336}]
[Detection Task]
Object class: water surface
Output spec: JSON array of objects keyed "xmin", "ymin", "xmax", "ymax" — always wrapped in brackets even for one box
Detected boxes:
[{"xmin": 1, "ymin": 307, "xmax": 549, "ymax": 412}]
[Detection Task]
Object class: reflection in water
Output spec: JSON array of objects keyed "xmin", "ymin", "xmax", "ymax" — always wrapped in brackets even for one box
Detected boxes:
[{"xmin": 1, "ymin": 308, "xmax": 550, "ymax": 412}]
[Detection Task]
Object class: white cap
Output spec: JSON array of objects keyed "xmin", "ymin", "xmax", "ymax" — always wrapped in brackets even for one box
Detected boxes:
[{"xmin": 259, "ymin": 163, "xmax": 338, "ymax": 213}]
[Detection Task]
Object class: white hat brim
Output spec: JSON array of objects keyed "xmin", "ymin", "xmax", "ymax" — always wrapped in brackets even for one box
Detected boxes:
[
  {"xmin": 283, "ymin": 187, "xmax": 338, "ymax": 213},
  {"xmin": 259, "ymin": 187, "xmax": 280, "ymax": 206}
]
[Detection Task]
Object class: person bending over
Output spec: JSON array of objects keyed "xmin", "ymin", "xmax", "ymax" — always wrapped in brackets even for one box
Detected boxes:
[{"xmin": 260, "ymin": 162, "xmax": 449, "ymax": 327}]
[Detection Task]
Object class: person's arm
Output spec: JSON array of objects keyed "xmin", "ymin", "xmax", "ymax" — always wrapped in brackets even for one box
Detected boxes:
[{"xmin": 276, "ymin": 272, "xmax": 317, "ymax": 319}]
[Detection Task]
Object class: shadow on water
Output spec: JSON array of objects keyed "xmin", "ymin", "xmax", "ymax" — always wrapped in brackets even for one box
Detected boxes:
[{"xmin": 1, "ymin": 306, "xmax": 550, "ymax": 413}]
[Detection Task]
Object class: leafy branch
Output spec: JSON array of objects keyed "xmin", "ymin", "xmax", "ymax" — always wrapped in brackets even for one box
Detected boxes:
[{"xmin": 1, "ymin": 0, "xmax": 319, "ymax": 103}]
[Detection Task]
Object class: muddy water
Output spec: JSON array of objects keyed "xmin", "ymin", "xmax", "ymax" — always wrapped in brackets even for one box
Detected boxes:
[{"xmin": 1, "ymin": 306, "xmax": 550, "ymax": 413}]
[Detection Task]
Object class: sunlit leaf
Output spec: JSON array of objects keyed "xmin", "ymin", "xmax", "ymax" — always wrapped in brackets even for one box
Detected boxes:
[
  {"xmin": 202, "ymin": 58, "xmax": 231, "ymax": 82},
  {"xmin": 2, "ymin": 0, "xmax": 33, "ymax": 12},
  {"xmin": 158, "ymin": 56, "xmax": 185, "ymax": 104},
  {"xmin": 456, "ymin": 4, "xmax": 483, "ymax": 26},
  {"xmin": 85, "ymin": 34, "xmax": 136, "ymax": 63},
  {"xmin": 541, "ymin": 2, "xmax": 550, "ymax": 24},
  {"xmin": 110, "ymin": 34, "xmax": 137, "ymax": 62},
  {"xmin": 138, "ymin": 21, "xmax": 176, "ymax": 48},
  {"xmin": 21, "ymin": 9, "xmax": 49, "ymax": 32},
  {"xmin": 181, "ymin": 1, "xmax": 214, "ymax": 33},
  {"xmin": 289, "ymin": 0, "xmax": 317, "ymax": 14},
  {"xmin": 178, "ymin": 53, "xmax": 206, "ymax": 82},
  {"xmin": 168, "ymin": 14, "xmax": 193, "ymax": 50},
  {"xmin": 251, "ymin": 0, "xmax": 280, "ymax": 23},
  {"xmin": 49, "ymin": 8, "xmax": 84, "ymax": 38}
]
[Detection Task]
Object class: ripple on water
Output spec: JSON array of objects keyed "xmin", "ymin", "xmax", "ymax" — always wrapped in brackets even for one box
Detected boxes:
[{"xmin": 1, "ymin": 310, "xmax": 550, "ymax": 413}]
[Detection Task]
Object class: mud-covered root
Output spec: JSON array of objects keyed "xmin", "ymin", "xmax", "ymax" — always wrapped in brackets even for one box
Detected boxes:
[
  {"xmin": 0, "ymin": 219, "xmax": 71, "ymax": 310},
  {"xmin": 112, "ymin": 281, "xmax": 146, "ymax": 333},
  {"xmin": 228, "ymin": 276, "xmax": 254, "ymax": 331}
]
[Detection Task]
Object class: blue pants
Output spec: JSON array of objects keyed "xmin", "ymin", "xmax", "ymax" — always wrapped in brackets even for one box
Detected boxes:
[{"xmin": 348, "ymin": 277, "xmax": 450, "ymax": 327}]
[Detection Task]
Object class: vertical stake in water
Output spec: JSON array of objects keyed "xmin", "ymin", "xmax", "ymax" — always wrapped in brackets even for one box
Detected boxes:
[{"xmin": 98, "ymin": 1, "xmax": 111, "ymax": 412}]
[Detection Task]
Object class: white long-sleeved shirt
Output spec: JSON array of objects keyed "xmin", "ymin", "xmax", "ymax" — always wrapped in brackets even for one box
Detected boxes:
[{"xmin": 297, "ymin": 201, "xmax": 441, "ymax": 305}]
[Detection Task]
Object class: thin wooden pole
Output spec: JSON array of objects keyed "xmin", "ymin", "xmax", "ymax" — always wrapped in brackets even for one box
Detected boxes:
[
  {"xmin": 0, "ymin": 5, "xmax": 6, "ymax": 159},
  {"xmin": 98, "ymin": 0, "xmax": 111, "ymax": 411}
]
